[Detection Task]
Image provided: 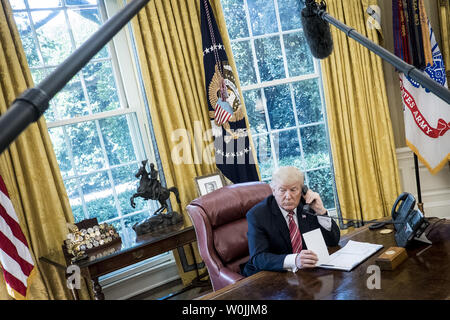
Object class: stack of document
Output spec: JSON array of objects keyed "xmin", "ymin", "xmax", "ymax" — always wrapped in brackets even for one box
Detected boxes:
[
  {"xmin": 319, "ymin": 240, "xmax": 383, "ymax": 271},
  {"xmin": 303, "ymin": 228, "xmax": 384, "ymax": 271}
]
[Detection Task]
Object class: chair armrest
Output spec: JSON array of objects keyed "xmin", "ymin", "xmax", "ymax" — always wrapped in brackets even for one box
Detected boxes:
[{"xmin": 218, "ymin": 267, "xmax": 245, "ymax": 287}]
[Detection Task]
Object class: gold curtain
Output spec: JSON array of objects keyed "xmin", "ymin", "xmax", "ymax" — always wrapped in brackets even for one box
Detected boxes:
[
  {"xmin": 130, "ymin": 0, "xmax": 220, "ymax": 285},
  {"xmin": 438, "ymin": 0, "xmax": 450, "ymax": 85},
  {"xmin": 0, "ymin": 1, "xmax": 91, "ymax": 299},
  {"xmin": 320, "ymin": 0, "xmax": 401, "ymax": 223}
]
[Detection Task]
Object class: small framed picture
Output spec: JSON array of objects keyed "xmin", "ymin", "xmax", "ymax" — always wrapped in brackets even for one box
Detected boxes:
[{"xmin": 195, "ymin": 172, "xmax": 225, "ymax": 196}]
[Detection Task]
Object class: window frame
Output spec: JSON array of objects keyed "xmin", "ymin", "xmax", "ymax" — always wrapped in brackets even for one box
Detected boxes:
[
  {"xmin": 221, "ymin": 0, "xmax": 338, "ymax": 214},
  {"xmin": 11, "ymin": 0, "xmax": 176, "ymax": 284}
]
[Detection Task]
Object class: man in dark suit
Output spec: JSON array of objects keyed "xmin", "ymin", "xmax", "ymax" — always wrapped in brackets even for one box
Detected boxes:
[{"xmin": 242, "ymin": 166, "xmax": 340, "ymax": 277}]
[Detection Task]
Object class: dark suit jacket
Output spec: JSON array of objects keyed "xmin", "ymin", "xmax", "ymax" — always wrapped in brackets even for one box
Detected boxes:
[{"xmin": 242, "ymin": 195, "xmax": 340, "ymax": 277}]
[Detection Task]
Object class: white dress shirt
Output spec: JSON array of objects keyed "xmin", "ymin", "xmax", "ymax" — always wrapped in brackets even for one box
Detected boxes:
[{"xmin": 278, "ymin": 206, "xmax": 332, "ymax": 272}]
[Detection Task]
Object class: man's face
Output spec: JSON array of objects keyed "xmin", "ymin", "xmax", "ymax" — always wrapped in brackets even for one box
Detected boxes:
[{"xmin": 272, "ymin": 181, "xmax": 302, "ymax": 212}]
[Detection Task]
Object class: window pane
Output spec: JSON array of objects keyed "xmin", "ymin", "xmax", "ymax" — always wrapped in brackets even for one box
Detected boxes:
[
  {"xmin": 278, "ymin": 0, "xmax": 304, "ymax": 31},
  {"xmin": 243, "ymin": 89, "xmax": 267, "ymax": 134},
  {"xmin": 27, "ymin": 0, "xmax": 61, "ymax": 8},
  {"xmin": 112, "ymin": 164, "xmax": 147, "ymax": 216},
  {"xmin": 32, "ymin": 10, "xmax": 72, "ymax": 65},
  {"xmin": 13, "ymin": 13, "xmax": 41, "ymax": 67},
  {"xmin": 221, "ymin": 0, "xmax": 249, "ymax": 39},
  {"xmin": 48, "ymin": 127, "xmax": 74, "ymax": 178},
  {"xmin": 306, "ymin": 167, "xmax": 336, "ymax": 210},
  {"xmin": 264, "ymin": 84, "xmax": 295, "ymax": 130},
  {"xmin": 231, "ymin": 41, "xmax": 256, "ymax": 86},
  {"xmin": 253, "ymin": 134, "xmax": 274, "ymax": 180},
  {"xmin": 254, "ymin": 36, "xmax": 284, "ymax": 82},
  {"xmin": 300, "ymin": 124, "xmax": 330, "ymax": 169},
  {"xmin": 67, "ymin": 7, "xmax": 108, "ymax": 59},
  {"xmin": 67, "ymin": 121, "xmax": 105, "ymax": 173},
  {"xmin": 247, "ymin": 0, "xmax": 278, "ymax": 36},
  {"xmin": 82, "ymin": 61, "xmax": 121, "ymax": 113},
  {"xmin": 81, "ymin": 171, "xmax": 117, "ymax": 221},
  {"xmin": 273, "ymin": 129, "xmax": 304, "ymax": 169},
  {"xmin": 30, "ymin": 68, "xmax": 48, "ymax": 84},
  {"xmin": 66, "ymin": 0, "xmax": 99, "ymax": 7},
  {"xmin": 99, "ymin": 115, "xmax": 137, "ymax": 166},
  {"xmin": 283, "ymin": 32, "xmax": 314, "ymax": 77},
  {"xmin": 51, "ymin": 73, "xmax": 89, "ymax": 119},
  {"xmin": 64, "ymin": 178, "xmax": 85, "ymax": 222},
  {"xmin": 293, "ymin": 78, "xmax": 323, "ymax": 124},
  {"xmin": 10, "ymin": 0, "xmax": 25, "ymax": 9}
]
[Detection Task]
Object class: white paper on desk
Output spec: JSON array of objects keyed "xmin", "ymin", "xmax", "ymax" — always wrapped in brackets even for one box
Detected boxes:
[
  {"xmin": 302, "ymin": 228, "xmax": 330, "ymax": 266},
  {"xmin": 320, "ymin": 240, "xmax": 384, "ymax": 271}
]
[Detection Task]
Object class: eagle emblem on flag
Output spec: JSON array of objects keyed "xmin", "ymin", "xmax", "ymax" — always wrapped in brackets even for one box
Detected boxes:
[{"xmin": 208, "ymin": 64, "xmax": 244, "ymax": 130}]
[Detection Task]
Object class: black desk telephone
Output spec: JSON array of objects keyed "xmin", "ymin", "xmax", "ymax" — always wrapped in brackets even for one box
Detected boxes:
[
  {"xmin": 369, "ymin": 192, "xmax": 430, "ymax": 247},
  {"xmin": 391, "ymin": 192, "xmax": 430, "ymax": 247}
]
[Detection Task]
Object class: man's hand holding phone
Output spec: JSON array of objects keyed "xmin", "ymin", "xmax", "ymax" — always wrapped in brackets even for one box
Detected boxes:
[{"xmin": 303, "ymin": 188, "xmax": 327, "ymax": 215}]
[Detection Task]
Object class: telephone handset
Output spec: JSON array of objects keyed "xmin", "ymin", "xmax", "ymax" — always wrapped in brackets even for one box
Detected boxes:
[
  {"xmin": 300, "ymin": 185, "xmax": 313, "ymax": 213},
  {"xmin": 301, "ymin": 185, "xmax": 309, "ymax": 198},
  {"xmin": 391, "ymin": 192, "xmax": 416, "ymax": 231}
]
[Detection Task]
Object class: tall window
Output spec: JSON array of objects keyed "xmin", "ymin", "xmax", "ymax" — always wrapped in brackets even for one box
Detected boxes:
[
  {"xmin": 221, "ymin": 0, "xmax": 337, "ymax": 212},
  {"xmin": 11, "ymin": 0, "xmax": 159, "ymax": 245}
]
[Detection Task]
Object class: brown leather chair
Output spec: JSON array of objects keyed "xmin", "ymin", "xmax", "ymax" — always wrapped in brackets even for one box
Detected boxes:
[{"xmin": 186, "ymin": 181, "xmax": 272, "ymax": 291}]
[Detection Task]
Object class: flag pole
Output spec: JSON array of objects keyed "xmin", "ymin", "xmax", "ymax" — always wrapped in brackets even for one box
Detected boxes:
[{"xmin": 413, "ymin": 154, "xmax": 425, "ymax": 214}]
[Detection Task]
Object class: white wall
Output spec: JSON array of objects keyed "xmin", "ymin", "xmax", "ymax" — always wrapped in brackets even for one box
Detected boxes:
[{"xmin": 396, "ymin": 147, "xmax": 450, "ymax": 219}]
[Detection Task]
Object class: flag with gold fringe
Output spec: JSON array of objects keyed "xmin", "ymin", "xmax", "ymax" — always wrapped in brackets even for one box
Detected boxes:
[
  {"xmin": 0, "ymin": 175, "xmax": 35, "ymax": 299},
  {"xmin": 393, "ymin": 0, "xmax": 449, "ymax": 174}
]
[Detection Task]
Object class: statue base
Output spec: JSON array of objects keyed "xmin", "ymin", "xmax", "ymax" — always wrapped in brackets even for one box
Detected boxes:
[{"xmin": 132, "ymin": 211, "xmax": 184, "ymax": 237}]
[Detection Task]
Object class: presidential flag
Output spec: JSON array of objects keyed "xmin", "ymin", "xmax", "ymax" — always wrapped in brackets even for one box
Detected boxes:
[
  {"xmin": 393, "ymin": 0, "xmax": 449, "ymax": 174},
  {"xmin": 0, "ymin": 175, "xmax": 35, "ymax": 299},
  {"xmin": 200, "ymin": 0, "xmax": 259, "ymax": 183}
]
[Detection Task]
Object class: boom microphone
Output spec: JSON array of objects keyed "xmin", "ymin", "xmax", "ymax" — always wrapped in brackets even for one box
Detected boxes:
[
  {"xmin": 298, "ymin": 0, "xmax": 450, "ymax": 104},
  {"xmin": 300, "ymin": 0, "xmax": 333, "ymax": 59}
]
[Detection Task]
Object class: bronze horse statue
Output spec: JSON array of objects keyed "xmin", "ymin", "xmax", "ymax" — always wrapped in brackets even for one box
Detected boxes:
[{"xmin": 130, "ymin": 160, "xmax": 181, "ymax": 216}]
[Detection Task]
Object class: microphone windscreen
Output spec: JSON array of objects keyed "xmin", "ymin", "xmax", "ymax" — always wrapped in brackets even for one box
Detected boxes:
[{"xmin": 300, "ymin": 5, "xmax": 333, "ymax": 59}]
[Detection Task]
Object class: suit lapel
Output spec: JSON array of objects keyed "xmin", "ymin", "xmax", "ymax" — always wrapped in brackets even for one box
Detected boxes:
[{"xmin": 269, "ymin": 197, "xmax": 292, "ymax": 251}]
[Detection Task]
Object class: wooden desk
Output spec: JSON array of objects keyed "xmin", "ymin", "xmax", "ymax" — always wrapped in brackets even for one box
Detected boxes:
[
  {"xmin": 40, "ymin": 224, "xmax": 205, "ymax": 300},
  {"xmin": 201, "ymin": 218, "xmax": 450, "ymax": 300}
]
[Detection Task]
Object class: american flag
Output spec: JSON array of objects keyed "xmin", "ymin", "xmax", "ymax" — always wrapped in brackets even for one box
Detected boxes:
[{"xmin": 0, "ymin": 175, "xmax": 35, "ymax": 299}]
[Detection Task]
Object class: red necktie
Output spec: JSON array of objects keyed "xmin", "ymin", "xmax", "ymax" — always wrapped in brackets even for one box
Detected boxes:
[{"xmin": 288, "ymin": 211, "xmax": 303, "ymax": 253}]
